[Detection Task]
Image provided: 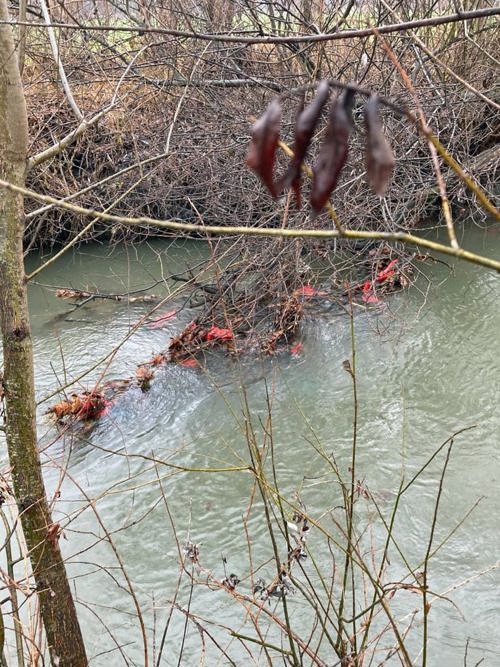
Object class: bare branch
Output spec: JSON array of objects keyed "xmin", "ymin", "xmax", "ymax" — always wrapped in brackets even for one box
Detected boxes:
[
  {"xmin": 0, "ymin": 7, "xmax": 497, "ymax": 44},
  {"xmin": 1, "ymin": 178, "xmax": 498, "ymax": 271},
  {"xmin": 28, "ymin": 105, "xmax": 115, "ymax": 170},
  {"xmin": 38, "ymin": 0, "xmax": 83, "ymax": 121}
]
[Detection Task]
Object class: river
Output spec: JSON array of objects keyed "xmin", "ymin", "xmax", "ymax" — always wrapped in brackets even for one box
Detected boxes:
[{"xmin": 1, "ymin": 223, "xmax": 499, "ymax": 666}]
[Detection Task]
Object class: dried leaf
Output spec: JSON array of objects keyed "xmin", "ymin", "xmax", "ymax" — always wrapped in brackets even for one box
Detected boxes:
[
  {"xmin": 128, "ymin": 294, "xmax": 158, "ymax": 303},
  {"xmin": 281, "ymin": 80, "xmax": 330, "ymax": 206},
  {"xmin": 364, "ymin": 95, "xmax": 395, "ymax": 195},
  {"xmin": 310, "ymin": 89, "xmax": 355, "ymax": 213},
  {"xmin": 76, "ymin": 392, "xmax": 109, "ymax": 420},
  {"xmin": 342, "ymin": 359, "xmax": 353, "ymax": 375},
  {"xmin": 246, "ymin": 98, "xmax": 282, "ymax": 197},
  {"xmin": 47, "ymin": 523, "xmax": 61, "ymax": 548},
  {"xmin": 147, "ymin": 353, "xmax": 166, "ymax": 366},
  {"xmin": 222, "ymin": 573, "xmax": 240, "ymax": 590},
  {"xmin": 47, "ymin": 398, "xmax": 74, "ymax": 420},
  {"xmin": 135, "ymin": 366, "xmax": 154, "ymax": 391},
  {"xmin": 342, "ymin": 87, "xmax": 356, "ymax": 122},
  {"xmin": 47, "ymin": 391, "xmax": 110, "ymax": 422}
]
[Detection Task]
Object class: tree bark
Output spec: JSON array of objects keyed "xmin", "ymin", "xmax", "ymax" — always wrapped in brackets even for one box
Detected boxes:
[{"xmin": 0, "ymin": 1, "xmax": 87, "ymax": 664}]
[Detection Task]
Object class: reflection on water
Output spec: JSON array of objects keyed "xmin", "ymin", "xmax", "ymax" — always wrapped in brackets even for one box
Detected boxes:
[{"xmin": 1, "ymin": 230, "xmax": 499, "ymax": 665}]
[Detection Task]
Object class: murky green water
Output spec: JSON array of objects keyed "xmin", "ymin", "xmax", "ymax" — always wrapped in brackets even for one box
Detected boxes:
[{"xmin": 1, "ymin": 225, "xmax": 499, "ymax": 665}]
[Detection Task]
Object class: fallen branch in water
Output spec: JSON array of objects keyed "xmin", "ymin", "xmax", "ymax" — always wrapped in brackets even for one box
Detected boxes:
[
  {"xmin": 45, "ymin": 254, "xmax": 408, "ymax": 428},
  {"xmin": 55, "ymin": 288, "xmax": 159, "ymax": 303}
]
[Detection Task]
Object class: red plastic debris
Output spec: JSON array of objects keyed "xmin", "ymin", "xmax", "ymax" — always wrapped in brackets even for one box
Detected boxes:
[
  {"xmin": 376, "ymin": 259, "xmax": 398, "ymax": 283},
  {"xmin": 361, "ymin": 280, "xmax": 381, "ymax": 304},
  {"xmin": 179, "ymin": 358, "xmax": 199, "ymax": 368},
  {"xmin": 362, "ymin": 292, "xmax": 381, "ymax": 304},
  {"xmin": 294, "ymin": 284, "xmax": 317, "ymax": 297},
  {"xmin": 147, "ymin": 309, "xmax": 177, "ymax": 328},
  {"xmin": 206, "ymin": 326, "xmax": 234, "ymax": 342},
  {"xmin": 362, "ymin": 280, "xmax": 372, "ymax": 292},
  {"xmin": 290, "ymin": 341, "xmax": 303, "ymax": 355}
]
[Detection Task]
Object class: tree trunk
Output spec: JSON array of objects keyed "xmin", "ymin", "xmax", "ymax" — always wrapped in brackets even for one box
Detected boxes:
[{"xmin": 0, "ymin": 2, "xmax": 88, "ymax": 664}]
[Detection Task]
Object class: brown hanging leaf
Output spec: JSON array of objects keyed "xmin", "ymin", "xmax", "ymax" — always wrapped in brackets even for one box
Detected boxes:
[
  {"xmin": 281, "ymin": 80, "xmax": 330, "ymax": 207},
  {"xmin": 246, "ymin": 98, "xmax": 282, "ymax": 197},
  {"xmin": 310, "ymin": 89, "xmax": 355, "ymax": 214},
  {"xmin": 364, "ymin": 95, "xmax": 395, "ymax": 195},
  {"xmin": 342, "ymin": 86, "xmax": 356, "ymax": 122}
]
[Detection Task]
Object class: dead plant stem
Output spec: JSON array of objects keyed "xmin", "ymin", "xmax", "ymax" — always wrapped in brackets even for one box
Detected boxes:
[
  {"xmin": 422, "ymin": 440, "xmax": 454, "ymax": 667},
  {"xmin": 336, "ymin": 302, "xmax": 358, "ymax": 657},
  {"xmin": 0, "ymin": 510, "xmax": 24, "ymax": 667}
]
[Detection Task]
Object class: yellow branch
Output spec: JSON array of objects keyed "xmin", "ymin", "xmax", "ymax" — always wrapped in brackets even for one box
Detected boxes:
[{"xmin": 1, "ymin": 179, "xmax": 497, "ymax": 272}]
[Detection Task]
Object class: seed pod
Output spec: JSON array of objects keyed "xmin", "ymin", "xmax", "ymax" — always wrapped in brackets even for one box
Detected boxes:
[
  {"xmin": 246, "ymin": 98, "xmax": 282, "ymax": 197},
  {"xmin": 364, "ymin": 95, "xmax": 395, "ymax": 195},
  {"xmin": 281, "ymin": 80, "xmax": 331, "ymax": 207},
  {"xmin": 310, "ymin": 89, "xmax": 355, "ymax": 214}
]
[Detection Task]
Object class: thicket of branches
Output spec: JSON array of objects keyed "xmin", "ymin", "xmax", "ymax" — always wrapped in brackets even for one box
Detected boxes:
[{"xmin": 20, "ymin": 0, "xmax": 498, "ymax": 247}]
